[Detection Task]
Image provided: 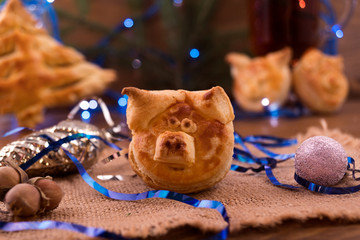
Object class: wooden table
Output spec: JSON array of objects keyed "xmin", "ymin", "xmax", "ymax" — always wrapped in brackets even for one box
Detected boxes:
[{"xmin": 0, "ymin": 99, "xmax": 360, "ymax": 239}]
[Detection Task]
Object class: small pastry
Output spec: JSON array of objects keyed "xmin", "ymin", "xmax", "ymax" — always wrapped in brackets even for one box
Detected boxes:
[
  {"xmin": 122, "ymin": 86, "xmax": 234, "ymax": 193},
  {"xmin": 226, "ymin": 47, "xmax": 292, "ymax": 112},
  {"xmin": 0, "ymin": 0, "xmax": 116, "ymax": 127},
  {"xmin": 292, "ymin": 48, "xmax": 349, "ymax": 113}
]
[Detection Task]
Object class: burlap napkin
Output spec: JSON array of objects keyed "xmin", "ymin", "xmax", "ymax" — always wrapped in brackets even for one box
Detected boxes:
[{"xmin": 1, "ymin": 121, "xmax": 360, "ymax": 239}]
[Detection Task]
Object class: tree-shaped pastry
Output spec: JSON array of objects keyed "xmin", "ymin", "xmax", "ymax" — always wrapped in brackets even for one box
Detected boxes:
[{"xmin": 0, "ymin": 0, "xmax": 116, "ymax": 127}]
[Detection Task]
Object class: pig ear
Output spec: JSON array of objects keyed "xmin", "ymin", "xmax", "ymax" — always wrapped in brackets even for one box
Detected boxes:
[
  {"xmin": 225, "ymin": 53, "xmax": 250, "ymax": 78},
  {"xmin": 266, "ymin": 47, "xmax": 292, "ymax": 67},
  {"xmin": 122, "ymin": 87, "xmax": 185, "ymax": 131},
  {"xmin": 186, "ymin": 86, "xmax": 234, "ymax": 124},
  {"xmin": 225, "ymin": 53, "xmax": 250, "ymax": 69}
]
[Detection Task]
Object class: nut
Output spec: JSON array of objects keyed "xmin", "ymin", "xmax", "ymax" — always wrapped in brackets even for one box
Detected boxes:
[
  {"xmin": 4, "ymin": 183, "xmax": 40, "ymax": 217},
  {"xmin": 33, "ymin": 178, "xmax": 63, "ymax": 211},
  {"xmin": 0, "ymin": 166, "xmax": 20, "ymax": 201}
]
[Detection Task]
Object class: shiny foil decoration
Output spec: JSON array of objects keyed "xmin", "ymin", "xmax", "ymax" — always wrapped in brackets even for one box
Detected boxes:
[
  {"xmin": 0, "ymin": 98, "xmax": 125, "ymax": 177},
  {"xmin": 0, "ymin": 120, "xmax": 104, "ymax": 177}
]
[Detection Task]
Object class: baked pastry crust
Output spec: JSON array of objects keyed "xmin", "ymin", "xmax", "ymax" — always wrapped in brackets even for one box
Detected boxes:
[
  {"xmin": 292, "ymin": 48, "xmax": 348, "ymax": 113},
  {"xmin": 122, "ymin": 86, "xmax": 234, "ymax": 193},
  {"xmin": 0, "ymin": 0, "xmax": 116, "ymax": 127},
  {"xmin": 226, "ymin": 47, "xmax": 292, "ymax": 112}
]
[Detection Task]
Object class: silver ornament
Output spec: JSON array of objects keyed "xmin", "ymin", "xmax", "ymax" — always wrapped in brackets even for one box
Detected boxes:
[{"xmin": 0, "ymin": 98, "xmax": 128, "ymax": 177}]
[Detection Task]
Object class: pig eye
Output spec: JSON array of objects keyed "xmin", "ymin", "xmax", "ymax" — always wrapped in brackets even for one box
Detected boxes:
[
  {"xmin": 181, "ymin": 118, "xmax": 197, "ymax": 133},
  {"xmin": 168, "ymin": 116, "xmax": 180, "ymax": 128}
]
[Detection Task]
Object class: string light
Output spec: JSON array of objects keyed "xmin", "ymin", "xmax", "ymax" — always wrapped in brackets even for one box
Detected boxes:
[
  {"xmin": 261, "ymin": 98, "xmax": 270, "ymax": 107},
  {"xmin": 89, "ymin": 100, "xmax": 98, "ymax": 109},
  {"xmin": 132, "ymin": 59, "xmax": 142, "ymax": 69},
  {"xmin": 80, "ymin": 100, "xmax": 90, "ymax": 110},
  {"xmin": 123, "ymin": 18, "xmax": 134, "ymax": 28},
  {"xmin": 189, "ymin": 48, "xmax": 200, "ymax": 59},
  {"xmin": 173, "ymin": 0, "xmax": 183, "ymax": 7},
  {"xmin": 332, "ymin": 24, "xmax": 344, "ymax": 39},
  {"xmin": 118, "ymin": 96, "xmax": 128, "ymax": 107},
  {"xmin": 335, "ymin": 30, "xmax": 344, "ymax": 38},
  {"xmin": 81, "ymin": 111, "xmax": 91, "ymax": 120},
  {"xmin": 298, "ymin": 0, "xmax": 306, "ymax": 9}
]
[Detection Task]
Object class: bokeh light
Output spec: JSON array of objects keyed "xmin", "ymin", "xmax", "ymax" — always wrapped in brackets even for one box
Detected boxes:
[
  {"xmin": 173, "ymin": 0, "xmax": 183, "ymax": 7},
  {"xmin": 118, "ymin": 96, "xmax": 128, "ymax": 107},
  {"xmin": 261, "ymin": 98, "xmax": 270, "ymax": 107},
  {"xmin": 189, "ymin": 48, "xmax": 200, "ymax": 58},
  {"xmin": 81, "ymin": 111, "xmax": 90, "ymax": 120},
  {"xmin": 298, "ymin": 0, "xmax": 306, "ymax": 9},
  {"xmin": 80, "ymin": 100, "xmax": 89, "ymax": 110},
  {"xmin": 89, "ymin": 100, "xmax": 98, "ymax": 109},
  {"xmin": 124, "ymin": 18, "xmax": 134, "ymax": 28},
  {"xmin": 335, "ymin": 29, "xmax": 344, "ymax": 38},
  {"xmin": 132, "ymin": 59, "xmax": 142, "ymax": 69}
]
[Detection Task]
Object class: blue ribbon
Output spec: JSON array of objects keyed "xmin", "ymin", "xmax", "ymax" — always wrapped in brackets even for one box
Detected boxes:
[
  {"xmin": 265, "ymin": 165, "xmax": 300, "ymax": 190},
  {"xmin": 8, "ymin": 133, "xmax": 228, "ymax": 239},
  {"xmin": 2, "ymin": 127, "xmax": 34, "ymax": 137},
  {"xmin": 232, "ymin": 101, "xmax": 308, "ymax": 120},
  {"xmin": 231, "ymin": 133, "xmax": 294, "ymax": 175},
  {"xmin": 233, "ymin": 132, "xmax": 296, "ymax": 162},
  {"xmin": 232, "ymin": 134, "xmax": 360, "ymax": 195},
  {"xmin": 19, "ymin": 133, "xmax": 122, "ymax": 171},
  {"xmin": 241, "ymin": 135, "xmax": 297, "ymax": 148},
  {"xmin": 264, "ymin": 156, "xmax": 360, "ymax": 195},
  {"xmin": 8, "ymin": 127, "xmax": 358, "ymax": 240},
  {"xmin": 0, "ymin": 220, "xmax": 127, "ymax": 239}
]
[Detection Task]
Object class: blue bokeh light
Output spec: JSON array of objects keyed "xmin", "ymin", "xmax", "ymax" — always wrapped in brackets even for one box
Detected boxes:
[
  {"xmin": 173, "ymin": 0, "xmax": 183, "ymax": 7},
  {"xmin": 189, "ymin": 48, "xmax": 200, "ymax": 59},
  {"xmin": 132, "ymin": 59, "xmax": 142, "ymax": 69},
  {"xmin": 81, "ymin": 111, "xmax": 90, "ymax": 120},
  {"xmin": 118, "ymin": 96, "xmax": 128, "ymax": 107},
  {"xmin": 89, "ymin": 100, "xmax": 98, "ymax": 109},
  {"xmin": 335, "ymin": 29, "xmax": 344, "ymax": 38},
  {"xmin": 332, "ymin": 24, "xmax": 344, "ymax": 39},
  {"xmin": 332, "ymin": 24, "xmax": 340, "ymax": 32},
  {"xmin": 124, "ymin": 18, "xmax": 134, "ymax": 28}
]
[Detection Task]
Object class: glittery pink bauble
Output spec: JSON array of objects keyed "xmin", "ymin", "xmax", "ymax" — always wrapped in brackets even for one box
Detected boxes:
[{"xmin": 295, "ymin": 136, "xmax": 347, "ymax": 186}]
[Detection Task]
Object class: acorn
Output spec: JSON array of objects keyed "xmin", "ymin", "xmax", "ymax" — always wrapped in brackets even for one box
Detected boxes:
[
  {"xmin": 29, "ymin": 177, "xmax": 64, "ymax": 211},
  {"xmin": 4, "ymin": 183, "xmax": 41, "ymax": 217}
]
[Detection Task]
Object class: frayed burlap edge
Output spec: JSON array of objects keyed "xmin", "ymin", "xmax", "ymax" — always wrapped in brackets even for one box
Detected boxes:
[{"xmin": 1, "ymin": 120, "xmax": 360, "ymax": 239}]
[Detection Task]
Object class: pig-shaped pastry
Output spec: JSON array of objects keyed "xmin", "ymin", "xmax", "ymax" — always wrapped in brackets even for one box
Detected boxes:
[
  {"xmin": 226, "ymin": 47, "xmax": 292, "ymax": 112},
  {"xmin": 292, "ymin": 48, "xmax": 349, "ymax": 113},
  {"xmin": 122, "ymin": 86, "xmax": 234, "ymax": 193}
]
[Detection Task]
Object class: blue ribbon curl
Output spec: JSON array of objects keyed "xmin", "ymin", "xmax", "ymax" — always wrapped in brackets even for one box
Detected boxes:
[{"xmin": 2, "ymin": 133, "xmax": 229, "ymax": 239}]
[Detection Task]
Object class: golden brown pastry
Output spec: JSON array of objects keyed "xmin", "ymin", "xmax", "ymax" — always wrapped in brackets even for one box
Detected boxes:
[
  {"xmin": 122, "ymin": 86, "xmax": 234, "ymax": 193},
  {"xmin": 293, "ymin": 48, "xmax": 348, "ymax": 113},
  {"xmin": 0, "ymin": 0, "xmax": 116, "ymax": 127},
  {"xmin": 226, "ymin": 47, "xmax": 292, "ymax": 112}
]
